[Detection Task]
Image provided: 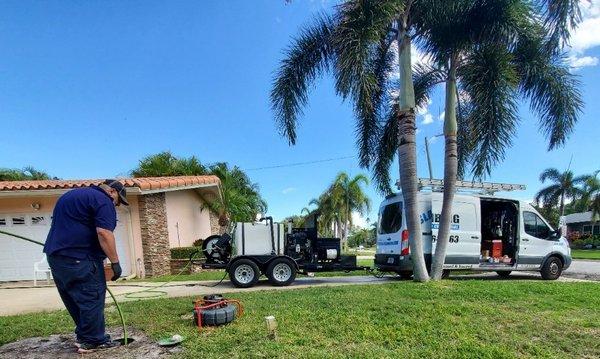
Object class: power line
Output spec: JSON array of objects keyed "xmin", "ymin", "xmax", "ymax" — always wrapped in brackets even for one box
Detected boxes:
[{"xmin": 245, "ymin": 155, "xmax": 356, "ymax": 171}]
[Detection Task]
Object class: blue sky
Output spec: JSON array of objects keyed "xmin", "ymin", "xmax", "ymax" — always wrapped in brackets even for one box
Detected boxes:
[{"xmin": 1, "ymin": 0, "xmax": 599, "ymax": 225}]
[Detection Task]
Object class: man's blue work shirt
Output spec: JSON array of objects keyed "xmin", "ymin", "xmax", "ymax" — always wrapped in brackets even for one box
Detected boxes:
[{"xmin": 44, "ymin": 186, "xmax": 117, "ymax": 259}]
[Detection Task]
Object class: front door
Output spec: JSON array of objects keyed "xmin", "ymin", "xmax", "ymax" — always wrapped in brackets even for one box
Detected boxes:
[{"xmin": 518, "ymin": 210, "xmax": 555, "ymax": 269}]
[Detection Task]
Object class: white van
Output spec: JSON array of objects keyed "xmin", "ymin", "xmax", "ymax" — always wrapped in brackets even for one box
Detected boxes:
[{"xmin": 375, "ymin": 180, "xmax": 571, "ymax": 280}]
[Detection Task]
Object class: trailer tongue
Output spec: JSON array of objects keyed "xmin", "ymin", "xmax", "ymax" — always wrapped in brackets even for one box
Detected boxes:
[{"xmin": 201, "ymin": 213, "xmax": 371, "ymax": 288}]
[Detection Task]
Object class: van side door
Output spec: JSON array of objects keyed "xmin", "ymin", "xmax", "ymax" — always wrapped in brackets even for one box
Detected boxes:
[{"xmin": 431, "ymin": 196, "xmax": 480, "ymax": 268}]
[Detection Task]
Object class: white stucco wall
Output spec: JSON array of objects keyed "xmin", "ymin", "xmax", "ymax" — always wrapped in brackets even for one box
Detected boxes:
[{"xmin": 164, "ymin": 190, "xmax": 212, "ymax": 248}]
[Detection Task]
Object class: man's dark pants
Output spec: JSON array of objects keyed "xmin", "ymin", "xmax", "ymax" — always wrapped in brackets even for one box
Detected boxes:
[{"xmin": 47, "ymin": 254, "xmax": 110, "ymax": 345}]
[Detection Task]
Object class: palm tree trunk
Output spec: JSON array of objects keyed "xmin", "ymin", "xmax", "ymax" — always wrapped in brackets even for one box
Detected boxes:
[
  {"xmin": 431, "ymin": 56, "xmax": 459, "ymax": 280},
  {"xmin": 559, "ymin": 192, "xmax": 565, "ymax": 218},
  {"xmin": 397, "ymin": 25, "xmax": 428, "ymax": 282}
]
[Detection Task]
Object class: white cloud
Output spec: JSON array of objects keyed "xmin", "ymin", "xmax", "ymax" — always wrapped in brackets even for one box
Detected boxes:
[
  {"xmin": 281, "ymin": 187, "xmax": 296, "ymax": 195},
  {"xmin": 568, "ymin": 55, "xmax": 599, "ymax": 69},
  {"xmin": 351, "ymin": 211, "xmax": 369, "ymax": 229},
  {"xmin": 428, "ymin": 135, "xmax": 440, "ymax": 144},
  {"xmin": 567, "ymin": 1, "xmax": 600, "ymax": 69},
  {"xmin": 421, "ymin": 113, "xmax": 434, "ymax": 125},
  {"xmin": 438, "ymin": 111, "xmax": 445, "ymax": 121}
]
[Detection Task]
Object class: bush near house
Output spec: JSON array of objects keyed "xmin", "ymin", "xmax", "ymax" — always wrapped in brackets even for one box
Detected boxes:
[
  {"xmin": 170, "ymin": 246, "xmax": 202, "ymax": 260},
  {"xmin": 569, "ymin": 235, "xmax": 600, "ymax": 249}
]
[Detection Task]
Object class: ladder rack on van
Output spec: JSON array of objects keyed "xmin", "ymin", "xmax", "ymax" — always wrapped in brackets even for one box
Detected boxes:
[{"xmin": 396, "ymin": 178, "xmax": 526, "ymax": 194}]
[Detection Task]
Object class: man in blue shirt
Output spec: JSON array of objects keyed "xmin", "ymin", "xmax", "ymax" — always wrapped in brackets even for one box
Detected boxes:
[{"xmin": 44, "ymin": 179, "xmax": 128, "ymax": 353}]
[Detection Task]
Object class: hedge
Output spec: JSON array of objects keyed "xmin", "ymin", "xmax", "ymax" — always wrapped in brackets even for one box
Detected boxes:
[{"xmin": 170, "ymin": 246, "xmax": 202, "ymax": 260}]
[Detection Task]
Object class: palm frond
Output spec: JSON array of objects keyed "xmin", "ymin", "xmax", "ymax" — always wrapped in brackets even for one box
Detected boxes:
[
  {"xmin": 372, "ymin": 103, "xmax": 399, "ymax": 195},
  {"xmin": 332, "ymin": 0, "xmax": 401, "ymax": 98},
  {"xmin": 514, "ymin": 29, "xmax": 583, "ymax": 150},
  {"xmin": 538, "ymin": 0, "xmax": 582, "ymax": 47},
  {"xmin": 354, "ymin": 34, "xmax": 395, "ymax": 167},
  {"xmin": 539, "ymin": 168, "xmax": 562, "ymax": 182},
  {"xmin": 459, "ymin": 45, "xmax": 519, "ymax": 178},
  {"xmin": 271, "ymin": 14, "xmax": 335, "ymax": 145}
]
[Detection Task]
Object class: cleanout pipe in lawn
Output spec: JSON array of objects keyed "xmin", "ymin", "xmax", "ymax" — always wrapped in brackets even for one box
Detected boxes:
[{"xmin": 0, "ymin": 229, "xmax": 129, "ymax": 345}]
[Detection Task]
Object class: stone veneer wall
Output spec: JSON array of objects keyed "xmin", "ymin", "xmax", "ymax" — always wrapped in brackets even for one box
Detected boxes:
[
  {"xmin": 209, "ymin": 210, "xmax": 227, "ymax": 235},
  {"xmin": 138, "ymin": 193, "xmax": 171, "ymax": 277}
]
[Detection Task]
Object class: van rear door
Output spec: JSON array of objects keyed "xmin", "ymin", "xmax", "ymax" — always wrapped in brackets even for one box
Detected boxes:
[{"xmin": 431, "ymin": 195, "xmax": 480, "ymax": 268}]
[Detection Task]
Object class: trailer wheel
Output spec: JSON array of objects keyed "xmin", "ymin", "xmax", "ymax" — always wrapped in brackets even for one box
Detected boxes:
[
  {"xmin": 229, "ymin": 259, "xmax": 260, "ymax": 288},
  {"xmin": 496, "ymin": 271, "xmax": 511, "ymax": 278},
  {"xmin": 541, "ymin": 256, "xmax": 563, "ymax": 280},
  {"xmin": 266, "ymin": 258, "xmax": 296, "ymax": 286},
  {"xmin": 194, "ymin": 304, "xmax": 237, "ymax": 326}
]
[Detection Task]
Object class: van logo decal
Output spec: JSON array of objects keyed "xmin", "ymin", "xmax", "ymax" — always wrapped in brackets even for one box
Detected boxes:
[
  {"xmin": 432, "ymin": 224, "xmax": 460, "ymax": 230},
  {"xmin": 420, "ymin": 210, "xmax": 433, "ymax": 224}
]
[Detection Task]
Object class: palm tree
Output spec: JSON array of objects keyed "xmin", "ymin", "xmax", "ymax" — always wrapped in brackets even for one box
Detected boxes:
[
  {"xmin": 206, "ymin": 162, "xmax": 268, "ymax": 224},
  {"xmin": 131, "ymin": 152, "xmax": 267, "ymax": 225},
  {"xmin": 329, "ymin": 173, "xmax": 371, "ymax": 251},
  {"xmin": 0, "ymin": 166, "xmax": 53, "ymax": 181},
  {"xmin": 573, "ymin": 171, "xmax": 600, "ymax": 221},
  {"xmin": 272, "ymin": 0, "xmax": 438, "ymax": 281},
  {"xmin": 131, "ymin": 151, "xmax": 207, "ymax": 177},
  {"xmin": 412, "ymin": 1, "xmax": 584, "ymax": 279},
  {"xmin": 535, "ymin": 168, "xmax": 588, "ymax": 223}
]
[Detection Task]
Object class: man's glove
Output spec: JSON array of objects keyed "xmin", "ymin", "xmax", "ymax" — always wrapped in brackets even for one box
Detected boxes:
[{"xmin": 110, "ymin": 262, "xmax": 122, "ymax": 281}]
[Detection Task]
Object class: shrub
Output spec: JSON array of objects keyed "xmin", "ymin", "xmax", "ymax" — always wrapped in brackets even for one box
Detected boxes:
[
  {"xmin": 570, "ymin": 239, "xmax": 583, "ymax": 249},
  {"xmin": 170, "ymin": 246, "xmax": 201, "ymax": 260}
]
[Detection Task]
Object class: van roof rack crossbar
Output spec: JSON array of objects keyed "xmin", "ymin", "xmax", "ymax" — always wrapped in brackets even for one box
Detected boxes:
[{"xmin": 396, "ymin": 178, "xmax": 526, "ymax": 194}]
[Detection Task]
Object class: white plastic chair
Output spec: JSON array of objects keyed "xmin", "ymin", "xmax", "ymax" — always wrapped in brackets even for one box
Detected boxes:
[{"xmin": 33, "ymin": 254, "xmax": 52, "ymax": 286}]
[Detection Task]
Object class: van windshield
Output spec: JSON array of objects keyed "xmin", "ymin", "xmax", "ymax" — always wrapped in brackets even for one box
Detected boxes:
[{"xmin": 378, "ymin": 202, "xmax": 402, "ymax": 234}]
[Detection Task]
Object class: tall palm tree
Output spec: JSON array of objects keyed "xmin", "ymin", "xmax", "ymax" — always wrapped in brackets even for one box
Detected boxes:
[
  {"xmin": 272, "ymin": 0, "xmax": 442, "ymax": 281},
  {"xmin": 207, "ymin": 162, "xmax": 268, "ymax": 224},
  {"xmin": 329, "ymin": 172, "xmax": 371, "ymax": 251},
  {"xmin": 571, "ymin": 171, "xmax": 599, "ymax": 220},
  {"xmin": 412, "ymin": 1, "xmax": 584, "ymax": 279},
  {"xmin": 535, "ymin": 168, "xmax": 588, "ymax": 223}
]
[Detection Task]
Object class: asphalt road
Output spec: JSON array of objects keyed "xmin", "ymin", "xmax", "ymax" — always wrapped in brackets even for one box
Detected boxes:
[{"xmin": 563, "ymin": 259, "xmax": 600, "ymax": 280}]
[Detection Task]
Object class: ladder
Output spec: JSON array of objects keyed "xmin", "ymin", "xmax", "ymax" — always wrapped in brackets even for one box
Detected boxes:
[{"xmin": 396, "ymin": 178, "xmax": 526, "ymax": 194}]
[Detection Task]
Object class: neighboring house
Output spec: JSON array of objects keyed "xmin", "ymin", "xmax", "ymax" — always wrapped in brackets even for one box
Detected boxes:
[
  {"xmin": 564, "ymin": 211, "xmax": 600, "ymax": 236},
  {"xmin": 0, "ymin": 176, "xmax": 223, "ymax": 281}
]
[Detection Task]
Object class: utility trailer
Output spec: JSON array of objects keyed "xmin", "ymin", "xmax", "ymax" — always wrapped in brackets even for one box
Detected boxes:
[{"xmin": 200, "ymin": 214, "xmax": 370, "ymax": 288}]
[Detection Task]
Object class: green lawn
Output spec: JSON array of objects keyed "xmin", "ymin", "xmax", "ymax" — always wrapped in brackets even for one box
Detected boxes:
[
  {"xmin": 1, "ymin": 280, "xmax": 599, "ymax": 358},
  {"xmin": 571, "ymin": 249, "xmax": 600, "ymax": 260},
  {"xmin": 143, "ymin": 259, "xmax": 375, "ymax": 283}
]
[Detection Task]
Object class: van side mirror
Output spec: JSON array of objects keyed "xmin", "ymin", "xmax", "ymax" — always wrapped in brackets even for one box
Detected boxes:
[{"xmin": 549, "ymin": 230, "xmax": 561, "ymax": 240}]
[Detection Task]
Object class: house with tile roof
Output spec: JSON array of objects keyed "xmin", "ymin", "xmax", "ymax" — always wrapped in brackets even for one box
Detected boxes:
[{"xmin": 0, "ymin": 176, "xmax": 223, "ymax": 281}]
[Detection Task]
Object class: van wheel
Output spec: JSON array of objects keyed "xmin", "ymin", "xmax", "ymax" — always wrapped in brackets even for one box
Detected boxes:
[
  {"xmin": 229, "ymin": 259, "xmax": 260, "ymax": 288},
  {"xmin": 496, "ymin": 271, "xmax": 511, "ymax": 278},
  {"xmin": 541, "ymin": 256, "xmax": 563, "ymax": 280},
  {"xmin": 266, "ymin": 258, "xmax": 296, "ymax": 286},
  {"xmin": 398, "ymin": 271, "xmax": 413, "ymax": 280}
]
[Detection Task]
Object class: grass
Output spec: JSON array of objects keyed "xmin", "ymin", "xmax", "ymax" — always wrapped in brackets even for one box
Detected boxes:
[
  {"xmin": 1, "ymin": 280, "xmax": 599, "ymax": 358},
  {"xmin": 142, "ymin": 259, "xmax": 374, "ymax": 283},
  {"xmin": 571, "ymin": 249, "xmax": 600, "ymax": 260}
]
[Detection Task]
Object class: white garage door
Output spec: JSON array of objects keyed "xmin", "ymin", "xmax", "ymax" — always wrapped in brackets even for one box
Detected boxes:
[{"xmin": 0, "ymin": 211, "xmax": 132, "ymax": 281}]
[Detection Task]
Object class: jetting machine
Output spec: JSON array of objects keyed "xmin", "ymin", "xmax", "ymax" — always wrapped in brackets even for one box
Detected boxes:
[{"xmin": 200, "ymin": 213, "xmax": 370, "ymax": 288}]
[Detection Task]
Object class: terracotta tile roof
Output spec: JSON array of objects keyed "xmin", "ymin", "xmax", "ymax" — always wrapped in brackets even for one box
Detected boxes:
[{"xmin": 0, "ymin": 176, "xmax": 220, "ymax": 192}]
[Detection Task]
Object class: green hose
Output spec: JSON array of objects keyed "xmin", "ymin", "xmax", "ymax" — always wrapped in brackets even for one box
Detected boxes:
[{"xmin": 0, "ymin": 230, "xmax": 129, "ymax": 345}]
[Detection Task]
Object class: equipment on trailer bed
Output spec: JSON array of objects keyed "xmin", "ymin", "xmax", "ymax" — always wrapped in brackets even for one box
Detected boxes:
[{"xmin": 200, "ymin": 214, "xmax": 370, "ymax": 288}]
